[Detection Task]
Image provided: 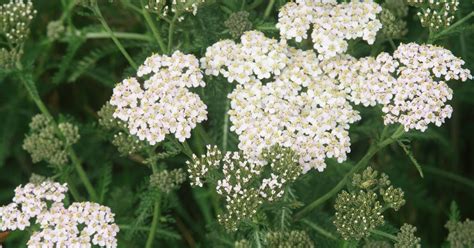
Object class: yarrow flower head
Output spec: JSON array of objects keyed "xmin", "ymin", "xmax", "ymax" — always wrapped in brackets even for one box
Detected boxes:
[
  {"xmin": 202, "ymin": 32, "xmax": 360, "ymax": 172},
  {"xmin": 110, "ymin": 51, "xmax": 207, "ymax": 145},
  {"xmin": 23, "ymin": 114, "xmax": 80, "ymax": 166},
  {"xmin": 264, "ymin": 230, "xmax": 314, "ymax": 247},
  {"xmin": 187, "ymin": 145, "xmax": 302, "ymax": 231},
  {"xmin": 407, "ymin": 0, "xmax": 459, "ymax": 31},
  {"xmin": 334, "ymin": 167, "xmax": 406, "ymax": 240},
  {"xmin": 224, "ymin": 11, "xmax": 253, "ymax": 39},
  {"xmin": 0, "ymin": 0, "xmax": 35, "ymax": 69},
  {"xmin": 383, "ymin": 43, "xmax": 472, "ymax": 131},
  {"xmin": 445, "ymin": 218, "xmax": 474, "ymax": 248},
  {"xmin": 150, "ymin": 168, "xmax": 186, "ymax": 194},
  {"xmin": 0, "ymin": 182, "xmax": 119, "ymax": 247},
  {"xmin": 395, "ymin": 224, "xmax": 421, "ymax": 248},
  {"xmin": 0, "ymin": 0, "xmax": 36, "ymax": 44},
  {"xmin": 276, "ymin": 0, "xmax": 382, "ymax": 59}
]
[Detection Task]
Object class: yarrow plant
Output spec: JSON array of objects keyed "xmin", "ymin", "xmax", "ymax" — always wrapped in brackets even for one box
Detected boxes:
[{"xmin": 1, "ymin": 0, "xmax": 474, "ymax": 247}]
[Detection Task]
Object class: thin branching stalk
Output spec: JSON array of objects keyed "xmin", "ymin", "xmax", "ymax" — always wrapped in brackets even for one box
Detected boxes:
[
  {"xmin": 140, "ymin": 0, "xmax": 167, "ymax": 52},
  {"xmin": 301, "ymin": 219, "xmax": 337, "ymax": 240},
  {"xmin": 263, "ymin": 0, "xmax": 276, "ymax": 20},
  {"xmin": 430, "ymin": 11, "xmax": 474, "ymax": 42},
  {"xmin": 293, "ymin": 125, "xmax": 405, "ymax": 220},
  {"xmin": 145, "ymin": 156, "xmax": 161, "ymax": 248},
  {"xmin": 370, "ymin": 229, "xmax": 398, "ymax": 241},
  {"xmin": 92, "ymin": 3, "xmax": 138, "ymax": 69},
  {"xmin": 85, "ymin": 32, "xmax": 153, "ymax": 41}
]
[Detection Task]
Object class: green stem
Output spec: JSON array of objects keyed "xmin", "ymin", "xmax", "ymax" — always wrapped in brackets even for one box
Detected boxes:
[
  {"xmin": 248, "ymin": 0, "xmax": 265, "ymax": 10},
  {"xmin": 301, "ymin": 219, "xmax": 337, "ymax": 240},
  {"xmin": 93, "ymin": 4, "xmax": 138, "ymax": 69},
  {"xmin": 370, "ymin": 229, "xmax": 398, "ymax": 241},
  {"xmin": 167, "ymin": 15, "xmax": 178, "ymax": 53},
  {"xmin": 69, "ymin": 149, "xmax": 99, "ymax": 202},
  {"xmin": 145, "ymin": 158, "xmax": 161, "ymax": 248},
  {"xmin": 181, "ymin": 141, "xmax": 194, "ymax": 159},
  {"xmin": 145, "ymin": 196, "xmax": 161, "ymax": 248},
  {"xmin": 430, "ymin": 11, "xmax": 474, "ymax": 42},
  {"xmin": 253, "ymin": 230, "xmax": 262, "ymax": 248},
  {"xmin": 196, "ymin": 124, "xmax": 213, "ymax": 146},
  {"xmin": 222, "ymin": 99, "xmax": 230, "ymax": 152},
  {"xmin": 141, "ymin": 1, "xmax": 167, "ymax": 52},
  {"xmin": 84, "ymin": 32, "xmax": 152, "ymax": 41},
  {"xmin": 293, "ymin": 126, "xmax": 405, "ymax": 220},
  {"xmin": 67, "ymin": 180, "xmax": 82, "ymax": 202},
  {"xmin": 263, "ymin": 0, "xmax": 276, "ymax": 20}
]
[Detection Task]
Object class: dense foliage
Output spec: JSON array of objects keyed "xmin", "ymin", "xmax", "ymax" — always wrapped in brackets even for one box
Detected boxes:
[{"xmin": 1, "ymin": 0, "xmax": 474, "ymax": 247}]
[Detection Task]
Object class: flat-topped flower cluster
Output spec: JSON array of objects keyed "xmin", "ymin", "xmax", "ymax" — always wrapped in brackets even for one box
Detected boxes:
[
  {"xmin": 110, "ymin": 51, "xmax": 207, "ymax": 145},
  {"xmin": 276, "ymin": 0, "xmax": 382, "ymax": 59},
  {"xmin": 0, "ymin": 181, "xmax": 119, "ymax": 248}
]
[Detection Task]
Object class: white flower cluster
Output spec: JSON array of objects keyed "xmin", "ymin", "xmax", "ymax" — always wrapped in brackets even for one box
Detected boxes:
[
  {"xmin": 200, "ymin": 31, "xmax": 289, "ymax": 84},
  {"xmin": 0, "ymin": 182, "xmax": 119, "ymax": 248},
  {"xmin": 203, "ymin": 32, "xmax": 361, "ymax": 172},
  {"xmin": 276, "ymin": 0, "xmax": 382, "ymax": 59},
  {"xmin": 382, "ymin": 43, "xmax": 472, "ymax": 131},
  {"xmin": 110, "ymin": 51, "xmax": 207, "ymax": 144},
  {"xmin": 321, "ymin": 53, "xmax": 399, "ymax": 107}
]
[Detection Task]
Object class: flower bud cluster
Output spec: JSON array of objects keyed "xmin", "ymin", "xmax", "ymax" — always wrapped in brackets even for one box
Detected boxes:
[
  {"xmin": 264, "ymin": 230, "xmax": 314, "ymax": 247},
  {"xmin": 276, "ymin": 0, "xmax": 382, "ymax": 59},
  {"xmin": 186, "ymin": 145, "xmax": 302, "ymax": 231},
  {"xmin": 98, "ymin": 102, "xmax": 147, "ymax": 156},
  {"xmin": 47, "ymin": 20, "xmax": 65, "ymax": 41},
  {"xmin": 395, "ymin": 224, "xmax": 421, "ymax": 248},
  {"xmin": 379, "ymin": 0, "xmax": 409, "ymax": 39},
  {"xmin": 379, "ymin": 10, "xmax": 407, "ymax": 39},
  {"xmin": 23, "ymin": 114, "xmax": 80, "ymax": 166},
  {"xmin": 0, "ymin": 182, "xmax": 119, "ymax": 247},
  {"xmin": 334, "ymin": 167, "xmax": 406, "ymax": 240},
  {"xmin": 407, "ymin": 0, "xmax": 459, "ymax": 31},
  {"xmin": 0, "ymin": 0, "xmax": 36, "ymax": 45},
  {"xmin": 146, "ymin": 0, "xmax": 205, "ymax": 21},
  {"xmin": 445, "ymin": 218, "xmax": 474, "ymax": 248},
  {"xmin": 224, "ymin": 11, "xmax": 253, "ymax": 39},
  {"xmin": 110, "ymin": 51, "xmax": 207, "ymax": 145},
  {"xmin": 150, "ymin": 168, "xmax": 186, "ymax": 194},
  {"xmin": 0, "ymin": 47, "xmax": 21, "ymax": 69}
]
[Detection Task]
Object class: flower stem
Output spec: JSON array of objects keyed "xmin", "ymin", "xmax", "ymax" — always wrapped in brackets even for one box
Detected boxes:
[
  {"xmin": 93, "ymin": 4, "xmax": 138, "ymax": 69},
  {"xmin": 84, "ymin": 32, "xmax": 152, "ymax": 42},
  {"xmin": 167, "ymin": 15, "xmax": 178, "ymax": 53},
  {"xmin": 263, "ymin": 0, "xmax": 276, "ymax": 20},
  {"xmin": 69, "ymin": 149, "xmax": 99, "ymax": 202},
  {"xmin": 301, "ymin": 219, "xmax": 337, "ymax": 240},
  {"xmin": 141, "ymin": 1, "xmax": 167, "ymax": 52},
  {"xmin": 293, "ymin": 125, "xmax": 405, "ymax": 220},
  {"xmin": 145, "ymin": 159, "xmax": 161, "ymax": 248},
  {"xmin": 370, "ymin": 229, "xmax": 398, "ymax": 241}
]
